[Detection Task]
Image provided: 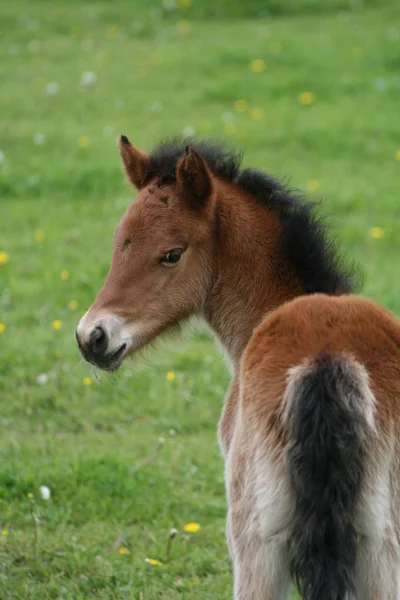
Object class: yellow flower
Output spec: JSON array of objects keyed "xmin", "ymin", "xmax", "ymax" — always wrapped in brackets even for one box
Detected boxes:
[
  {"xmin": 351, "ymin": 47, "xmax": 364, "ymax": 58},
  {"xmin": 98, "ymin": 50, "xmax": 109, "ymax": 63},
  {"xmin": 68, "ymin": 300, "xmax": 79, "ymax": 310},
  {"xmin": 106, "ymin": 26, "xmax": 119, "ymax": 40},
  {"xmin": 35, "ymin": 230, "xmax": 46, "ymax": 243},
  {"xmin": 83, "ymin": 377, "xmax": 93, "ymax": 386},
  {"xmin": 249, "ymin": 107, "xmax": 264, "ymax": 121},
  {"xmin": 0, "ymin": 251, "xmax": 9, "ymax": 265},
  {"xmin": 60, "ymin": 270, "xmax": 70, "ymax": 280},
  {"xmin": 52, "ymin": 320, "xmax": 62, "ymax": 330},
  {"xmin": 0, "ymin": 323, "xmax": 5, "ymax": 333},
  {"xmin": 1, "ymin": 530, "xmax": 8, "ymax": 536},
  {"xmin": 235, "ymin": 130, "xmax": 247, "ymax": 140},
  {"xmin": 27, "ymin": 493, "xmax": 33, "ymax": 499},
  {"xmin": 77, "ymin": 136, "xmax": 90, "ymax": 148},
  {"xmin": 396, "ymin": 149, "xmax": 400, "ymax": 161},
  {"xmin": 306, "ymin": 179, "xmax": 320, "ymax": 191},
  {"xmin": 176, "ymin": 20, "xmax": 191, "ymax": 35},
  {"xmin": 150, "ymin": 52, "xmax": 163, "ymax": 65},
  {"xmin": 118, "ymin": 546, "xmax": 129, "ymax": 555},
  {"xmin": 183, "ymin": 522, "xmax": 201, "ymax": 533},
  {"xmin": 177, "ymin": 0, "xmax": 191, "ymax": 9},
  {"xmin": 369, "ymin": 227, "xmax": 384, "ymax": 239},
  {"xmin": 224, "ymin": 123, "xmax": 237, "ymax": 135},
  {"xmin": 166, "ymin": 371, "xmax": 176, "ymax": 381},
  {"xmin": 145, "ymin": 557, "xmax": 163, "ymax": 566},
  {"xmin": 249, "ymin": 59, "xmax": 266, "ymax": 73},
  {"xmin": 136, "ymin": 67, "xmax": 147, "ymax": 79},
  {"xmin": 70, "ymin": 25, "xmax": 80, "ymax": 37},
  {"xmin": 233, "ymin": 99, "xmax": 248, "ymax": 112},
  {"xmin": 298, "ymin": 91, "xmax": 315, "ymax": 106}
]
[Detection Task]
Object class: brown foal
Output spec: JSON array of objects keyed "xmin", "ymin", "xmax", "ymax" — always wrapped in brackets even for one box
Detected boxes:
[{"xmin": 76, "ymin": 135, "xmax": 400, "ymax": 599}]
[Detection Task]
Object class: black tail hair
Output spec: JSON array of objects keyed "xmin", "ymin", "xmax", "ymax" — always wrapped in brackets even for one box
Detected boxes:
[{"xmin": 286, "ymin": 355, "xmax": 369, "ymax": 600}]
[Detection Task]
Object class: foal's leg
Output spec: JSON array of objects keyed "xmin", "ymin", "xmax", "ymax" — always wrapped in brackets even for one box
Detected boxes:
[
  {"xmin": 232, "ymin": 535, "xmax": 291, "ymax": 600},
  {"xmin": 354, "ymin": 463, "xmax": 400, "ymax": 599},
  {"xmin": 354, "ymin": 535, "xmax": 400, "ymax": 599},
  {"xmin": 226, "ymin": 430, "xmax": 292, "ymax": 600}
]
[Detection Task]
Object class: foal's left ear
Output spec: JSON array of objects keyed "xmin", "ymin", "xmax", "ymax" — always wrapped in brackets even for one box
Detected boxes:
[
  {"xmin": 176, "ymin": 147, "xmax": 212, "ymax": 210},
  {"xmin": 119, "ymin": 135, "xmax": 151, "ymax": 189}
]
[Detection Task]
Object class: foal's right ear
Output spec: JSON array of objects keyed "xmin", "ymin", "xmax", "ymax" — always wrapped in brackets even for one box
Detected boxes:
[
  {"xmin": 119, "ymin": 135, "xmax": 151, "ymax": 190},
  {"xmin": 176, "ymin": 147, "xmax": 212, "ymax": 211}
]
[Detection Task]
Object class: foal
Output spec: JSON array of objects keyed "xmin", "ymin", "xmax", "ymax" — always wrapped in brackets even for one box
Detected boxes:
[{"xmin": 76, "ymin": 136, "xmax": 400, "ymax": 599}]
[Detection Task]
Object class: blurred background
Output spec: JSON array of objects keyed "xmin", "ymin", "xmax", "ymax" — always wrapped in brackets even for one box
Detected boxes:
[{"xmin": 1, "ymin": 0, "xmax": 400, "ymax": 597}]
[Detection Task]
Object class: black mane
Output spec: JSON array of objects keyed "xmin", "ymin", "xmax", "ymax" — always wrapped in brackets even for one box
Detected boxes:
[{"xmin": 148, "ymin": 138, "xmax": 359, "ymax": 296}]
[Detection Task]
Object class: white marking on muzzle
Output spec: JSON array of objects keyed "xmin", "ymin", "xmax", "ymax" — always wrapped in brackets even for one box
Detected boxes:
[{"xmin": 77, "ymin": 311, "xmax": 146, "ymax": 355}]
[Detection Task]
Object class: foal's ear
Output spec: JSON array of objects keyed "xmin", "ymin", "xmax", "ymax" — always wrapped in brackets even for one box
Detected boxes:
[
  {"xmin": 176, "ymin": 147, "xmax": 212, "ymax": 210},
  {"xmin": 119, "ymin": 135, "xmax": 151, "ymax": 189}
]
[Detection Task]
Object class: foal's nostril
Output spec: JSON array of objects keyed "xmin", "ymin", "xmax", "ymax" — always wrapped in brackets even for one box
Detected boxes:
[{"xmin": 89, "ymin": 325, "xmax": 108, "ymax": 357}]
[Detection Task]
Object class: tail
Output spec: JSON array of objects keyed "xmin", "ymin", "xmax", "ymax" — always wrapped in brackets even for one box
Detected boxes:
[{"xmin": 284, "ymin": 353, "xmax": 375, "ymax": 600}]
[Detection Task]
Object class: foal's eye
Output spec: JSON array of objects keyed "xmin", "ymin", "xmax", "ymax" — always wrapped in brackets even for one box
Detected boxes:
[{"xmin": 161, "ymin": 249, "xmax": 183, "ymax": 265}]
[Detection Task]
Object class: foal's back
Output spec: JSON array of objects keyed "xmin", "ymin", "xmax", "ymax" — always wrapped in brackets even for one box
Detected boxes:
[
  {"xmin": 228, "ymin": 294, "xmax": 400, "ymax": 599},
  {"xmin": 245, "ymin": 293, "xmax": 400, "ymax": 405}
]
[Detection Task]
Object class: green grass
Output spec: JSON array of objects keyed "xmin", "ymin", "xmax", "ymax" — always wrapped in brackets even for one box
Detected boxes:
[{"xmin": 1, "ymin": 0, "xmax": 400, "ymax": 597}]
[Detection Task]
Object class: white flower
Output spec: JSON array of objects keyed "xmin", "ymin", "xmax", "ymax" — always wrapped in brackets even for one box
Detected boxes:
[
  {"xmin": 26, "ymin": 19, "xmax": 39, "ymax": 31},
  {"xmin": 373, "ymin": 79, "xmax": 387, "ymax": 91},
  {"xmin": 36, "ymin": 373, "xmax": 48, "ymax": 385},
  {"xmin": 114, "ymin": 197, "xmax": 130, "ymax": 209},
  {"xmin": 0, "ymin": 150, "xmax": 5, "ymax": 164},
  {"xmin": 80, "ymin": 71, "xmax": 97, "ymax": 87},
  {"xmin": 158, "ymin": 436, "xmax": 166, "ymax": 444},
  {"xmin": 222, "ymin": 112, "xmax": 235, "ymax": 123},
  {"xmin": 45, "ymin": 82, "xmax": 59, "ymax": 95},
  {"xmin": 81, "ymin": 39, "xmax": 94, "ymax": 51},
  {"xmin": 28, "ymin": 40, "xmax": 40, "ymax": 53},
  {"xmin": 149, "ymin": 101, "xmax": 163, "ymax": 113},
  {"xmin": 33, "ymin": 132, "xmax": 46, "ymax": 145},
  {"xmin": 386, "ymin": 27, "xmax": 399, "ymax": 41},
  {"xmin": 26, "ymin": 174, "xmax": 40, "ymax": 187},
  {"xmin": 102, "ymin": 125, "xmax": 115, "ymax": 137},
  {"xmin": 162, "ymin": 0, "xmax": 176, "ymax": 10},
  {"xmin": 182, "ymin": 126, "xmax": 195, "ymax": 138},
  {"xmin": 39, "ymin": 485, "xmax": 51, "ymax": 500}
]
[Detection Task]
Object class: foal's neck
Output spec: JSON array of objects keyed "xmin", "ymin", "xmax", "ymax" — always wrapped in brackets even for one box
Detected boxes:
[{"xmin": 203, "ymin": 186, "xmax": 302, "ymax": 369}]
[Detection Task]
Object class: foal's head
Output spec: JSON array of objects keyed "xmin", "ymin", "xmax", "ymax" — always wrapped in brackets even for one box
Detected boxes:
[
  {"xmin": 76, "ymin": 136, "xmax": 220, "ymax": 370},
  {"xmin": 76, "ymin": 135, "xmax": 357, "ymax": 370}
]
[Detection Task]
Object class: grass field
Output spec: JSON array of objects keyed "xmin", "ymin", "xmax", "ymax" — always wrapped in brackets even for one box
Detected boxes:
[{"xmin": 1, "ymin": 0, "xmax": 400, "ymax": 597}]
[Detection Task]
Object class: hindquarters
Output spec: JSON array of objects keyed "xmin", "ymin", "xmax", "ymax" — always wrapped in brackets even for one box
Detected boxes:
[{"xmin": 226, "ymin": 348, "xmax": 400, "ymax": 599}]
